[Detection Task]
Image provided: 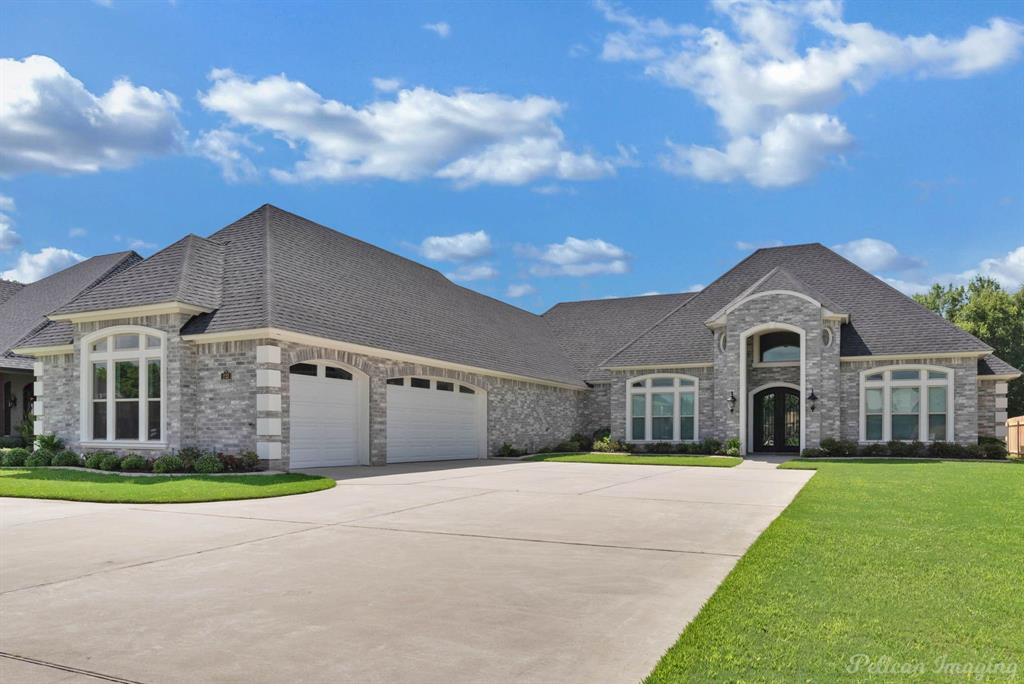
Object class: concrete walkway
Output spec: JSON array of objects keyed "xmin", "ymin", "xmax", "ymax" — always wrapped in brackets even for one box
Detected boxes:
[{"xmin": 1, "ymin": 459, "xmax": 813, "ymax": 684}]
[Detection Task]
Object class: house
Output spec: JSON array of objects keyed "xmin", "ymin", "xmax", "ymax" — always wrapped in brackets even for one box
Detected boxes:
[
  {"xmin": 0, "ymin": 252, "xmax": 141, "ymax": 442},
  {"xmin": 8, "ymin": 205, "xmax": 1019, "ymax": 467}
]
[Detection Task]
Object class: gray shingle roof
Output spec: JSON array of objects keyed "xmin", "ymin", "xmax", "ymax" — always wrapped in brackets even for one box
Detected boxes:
[
  {"xmin": 1, "ymin": 252, "xmax": 139, "ymax": 370},
  {"xmin": 978, "ymin": 355, "xmax": 1021, "ymax": 378},
  {"xmin": 55, "ymin": 235, "xmax": 223, "ymax": 314},
  {"xmin": 543, "ymin": 293, "xmax": 697, "ymax": 382},
  {"xmin": 604, "ymin": 243, "xmax": 992, "ymax": 368},
  {"xmin": 0, "ymin": 280, "xmax": 24, "ymax": 306},
  {"xmin": 180, "ymin": 205, "xmax": 587, "ymax": 387}
]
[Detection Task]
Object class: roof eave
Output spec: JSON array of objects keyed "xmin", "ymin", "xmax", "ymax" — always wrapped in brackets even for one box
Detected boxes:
[{"xmin": 49, "ymin": 301, "xmax": 211, "ymax": 324}]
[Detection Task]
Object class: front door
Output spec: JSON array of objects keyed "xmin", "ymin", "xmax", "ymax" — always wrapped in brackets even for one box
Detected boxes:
[{"xmin": 752, "ymin": 387, "xmax": 800, "ymax": 453}]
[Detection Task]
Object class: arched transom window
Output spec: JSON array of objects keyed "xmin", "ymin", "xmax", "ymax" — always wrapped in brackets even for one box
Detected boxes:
[
  {"xmin": 84, "ymin": 329, "xmax": 165, "ymax": 443},
  {"xmin": 861, "ymin": 366, "xmax": 953, "ymax": 442},
  {"xmin": 627, "ymin": 375, "xmax": 699, "ymax": 442}
]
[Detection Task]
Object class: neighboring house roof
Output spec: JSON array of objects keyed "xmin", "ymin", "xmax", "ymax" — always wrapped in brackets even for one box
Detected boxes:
[
  {"xmin": 978, "ymin": 355, "xmax": 1021, "ymax": 378},
  {"xmin": 55, "ymin": 235, "xmax": 224, "ymax": 314},
  {"xmin": 543, "ymin": 292, "xmax": 697, "ymax": 382},
  {"xmin": 0, "ymin": 279, "xmax": 24, "ymax": 306},
  {"xmin": 1, "ymin": 252, "xmax": 140, "ymax": 370},
  {"xmin": 604, "ymin": 243, "xmax": 993, "ymax": 369},
  {"xmin": 176, "ymin": 205, "xmax": 588, "ymax": 387}
]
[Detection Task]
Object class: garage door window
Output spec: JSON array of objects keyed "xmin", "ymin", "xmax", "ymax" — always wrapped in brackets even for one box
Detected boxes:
[
  {"xmin": 411, "ymin": 377, "xmax": 431, "ymax": 389},
  {"xmin": 325, "ymin": 367, "xmax": 353, "ymax": 380},
  {"xmin": 389, "ymin": 377, "xmax": 479, "ymax": 394},
  {"xmin": 289, "ymin": 363, "xmax": 317, "ymax": 376},
  {"xmin": 290, "ymin": 363, "xmax": 353, "ymax": 381}
]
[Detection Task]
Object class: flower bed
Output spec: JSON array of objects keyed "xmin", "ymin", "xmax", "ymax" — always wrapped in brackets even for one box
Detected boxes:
[{"xmin": 1, "ymin": 443, "xmax": 262, "ymax": 474}]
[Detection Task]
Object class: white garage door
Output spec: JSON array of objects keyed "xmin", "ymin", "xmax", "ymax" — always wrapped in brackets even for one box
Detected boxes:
[
  {"xmin": 386, "ymin": 377, "xmax": 485, "ymax": 463},
  {"xmin": 289, "ymin": 363, "xmax": 363, "ymax": 468}
]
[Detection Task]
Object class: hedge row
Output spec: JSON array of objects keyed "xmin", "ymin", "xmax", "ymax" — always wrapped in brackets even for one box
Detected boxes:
[
  {"xmin": 801, "ymin": 438, "xmax": 1009, "ymax": 460},
  {"xmin": 0, "ymin": 446, "xmax": 261, "ymax": 473}
]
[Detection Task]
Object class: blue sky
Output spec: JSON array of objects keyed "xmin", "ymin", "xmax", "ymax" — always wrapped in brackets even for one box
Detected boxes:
[{"xmin": 1, "ymin": 0, "xmax": 1022, "ymax": 312}]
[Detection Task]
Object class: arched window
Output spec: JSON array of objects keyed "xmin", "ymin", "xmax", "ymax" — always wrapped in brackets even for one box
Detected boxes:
[
  {"xmin": 755, "ymin": 331, "xmax": 800, "ymax": 365},
  {"xmin": 860, "ymin": 366, "xmax": 953, "ymax": 442},
  {"xmin": 627, "ymin": 375, "xmax": 699, "ymax": 442},
  {"xmin": 82, "ymin": 328, "xmax": 165, "ymax": 443}
]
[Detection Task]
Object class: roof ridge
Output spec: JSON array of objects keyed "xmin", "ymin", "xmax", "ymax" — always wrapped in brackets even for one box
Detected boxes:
[
  {"xmin": 53, "ymin": 251, "xmax": 142, "ymax": 315},
  {"xmin": 543, "ymin": 292, "xmax": 696, "ymax": 313},
  {"xmin": 264, "ymin": 204, "xmax": 274, "ymax": 327},
  {"xmin": 174, "ymin": 234, "xmax": 198, "ymax": 304}
]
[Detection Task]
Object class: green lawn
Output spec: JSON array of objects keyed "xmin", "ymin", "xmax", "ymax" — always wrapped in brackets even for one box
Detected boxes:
[
  {"xmin": 0, "ymin": 468, "xmax": 336, "ymax": 503},
  {"xmin": 526, "ymin": 452, "xmax": 741, "ymax": 467},
  {"xmin": 646, "ymin": 459, "xmax": 1024, "ymax": 682}
]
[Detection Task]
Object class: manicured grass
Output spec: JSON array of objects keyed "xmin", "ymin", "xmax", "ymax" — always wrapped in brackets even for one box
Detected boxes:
[
  {"xmin": 0, "ymin": 468, "xmax": 335, "ymax": 503},
  {"xmin": 646, "ymin": 459, "xmax": 1024, "ymax": 682},
  {"xmin": 526, "ymin": 452, "xmax": 741, "ymax": 467}
]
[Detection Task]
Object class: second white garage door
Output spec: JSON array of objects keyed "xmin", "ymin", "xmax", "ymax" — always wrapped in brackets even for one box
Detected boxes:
[
  {"xmin": 289, "ymin": 362, "xmax": 367, "ymax": 468},
  {"xmin": 386, "ymin": 377, "xmax": 486, "ymax": 462}
]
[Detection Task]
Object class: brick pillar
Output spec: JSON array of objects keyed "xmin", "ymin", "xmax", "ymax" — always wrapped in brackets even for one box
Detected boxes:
[{"xmin": 255, "ymin": 345, "xmax": 283, "ymax": 469}]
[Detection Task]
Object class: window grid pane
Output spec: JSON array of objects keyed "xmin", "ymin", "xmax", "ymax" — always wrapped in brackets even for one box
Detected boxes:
[
  {"xmin": 92, "ymin": 363, "xmax": 107, "ymax": 400},
  {"xmin": 680, "ymin": 416, "xmax": 695, "ymax": 441},
  {"xmin": 115, "ymin": 401, "xmax": 139, "ymax": 440},
  {"xmin": 113, "ymin": 334, "xmax": 139, "ymax": 351},
  {"xmin": 115, "ymin": 361, "xmax": 139, "ymax": 399},
  {"xmin": 866, "ymin": 415, "xmax": 883, "ymax": 441},
  {"xmin": 92, "ymin": 402, "xmax": 107, "ymax": 440},
  {"xmin": 148, "ymin": 401, "xmax": 161, "ymax": 440},
  {"xmin": 631, "ymin": 418, "xmax": 645, "ymax": 441},
  {"xmin": 147, "ymin": 361, "xmax": 161, "ymax": 399}
]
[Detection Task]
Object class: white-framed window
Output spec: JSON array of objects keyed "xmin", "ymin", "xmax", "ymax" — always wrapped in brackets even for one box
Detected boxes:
[
  {"xmin": 82, "ymin": 327, "xmax": 166, "ymax": 445},
  {"xmin": 753, "ymin": 331, "xmax": 801, "ymax": 367},
  {"xmin": 626, "ymin": 374, "xmax": 699, "ymax": 442},
  {"xmin": 860, "ymin": 366, "xmax": 953, "ymax": 443}
]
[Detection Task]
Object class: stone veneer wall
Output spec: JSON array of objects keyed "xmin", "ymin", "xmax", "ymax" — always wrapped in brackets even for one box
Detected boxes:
[
  {"xmin": 579, "ymin": 382, "xmax": 611, "ymax": 436},
  {"xmin": 838, "ymin": 356, "xmax": 978, "ymax": 444},
  {"xmin": 976, "ymin": 380, "xmax": 1010, "ymax": 440}
]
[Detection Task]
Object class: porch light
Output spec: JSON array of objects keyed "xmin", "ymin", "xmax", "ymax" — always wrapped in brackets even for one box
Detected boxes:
[
  {"xmin": 221, "ymin": 370, "xmax": 233, "ymax": 381},
  {"xmin": 726, "ymin": 391, "xmax": 737, "ymax": 413},
  {"xmin": 808, "ymin": 386, "xmax": 818, "ymax": 412}
]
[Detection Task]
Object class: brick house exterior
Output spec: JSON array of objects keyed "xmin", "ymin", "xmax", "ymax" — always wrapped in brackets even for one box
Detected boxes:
[{"xmin": 8, "ymin": 205, "xmax": 1019, "ymax": 468}]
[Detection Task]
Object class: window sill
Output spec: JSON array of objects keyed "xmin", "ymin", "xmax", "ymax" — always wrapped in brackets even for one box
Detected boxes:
[
  {"xmin": 752, "ymin": 361, "xmax": 800, "ymax": 368},
  {"xmin": 79, "ymin": 441, "xmax": 168, "ymax": 450}
]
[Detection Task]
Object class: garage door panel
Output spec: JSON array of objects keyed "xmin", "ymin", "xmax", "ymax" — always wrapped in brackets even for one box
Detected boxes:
[
  {"xmin": 289, "ymin": 371, "xmax": 361, "ymax": 468},
  {"xmin": 386, "ymin": 384, "xmax": 484, "ymax": 463}
]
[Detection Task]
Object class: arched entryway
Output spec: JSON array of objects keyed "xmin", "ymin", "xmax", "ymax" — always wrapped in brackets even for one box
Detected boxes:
[{"xmin": 751, "ymin": 386, "xmax": 801, "ymax": 453}]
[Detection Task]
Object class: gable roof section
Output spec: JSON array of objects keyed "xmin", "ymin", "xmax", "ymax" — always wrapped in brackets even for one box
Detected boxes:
[
  {"xmin": 181, "ymin": 205, "xmax": 586, "ymax": 387},
  {"xmin": 54, "ymin": 235, "xmax": 224, "ymax": 315},
  {"xmin": 604, "ymin": 243, "xmax": 992, "ymax": 368},
  {"xmin": 0, "ymin": 279, "xmax": 24, "ymax": 306},
  {"xmin": 1, "ymin": 252, "xmax": 139, "ymax": 369},
  {"xmin": 978, "ymin": 355, "xmax": 1021, "ymax": 378},
  {"xmin": 543, "ymin": 293, "xmax": 697, "ymax": 382},
  {"xmin": 705, "ymin": 266, "xmax": 846, "ymax": 325}
]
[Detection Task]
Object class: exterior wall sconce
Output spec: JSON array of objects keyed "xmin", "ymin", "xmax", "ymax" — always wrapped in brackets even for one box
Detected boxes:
[
  {"xmin": 727, "ymin": 391, "xmax": 737, "ymax": 413},
  {"xmin": 221, "ymin": 370, "xmax": 233, "ymax": 381},
  {"xmin": 808, "ymin": 386, "xmax": 818, "ymax": 412}
]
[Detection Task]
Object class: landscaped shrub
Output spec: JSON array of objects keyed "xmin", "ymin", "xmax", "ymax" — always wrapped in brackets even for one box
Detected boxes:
[
  {"xmin": 801, "ymin": 447, "xmax": 825, "ymax": 457},
  {"xmin": 25, "ymin": 450, "xmax": 53, "ymax": 467},
  {"xmin": 820, "ymin": 438, "xmax": 858, "ymax": 457},
  {"xmin": 858, "ymin": 443, "xmax": 888, "ymax": 458},
  {"xmin": 0, "ymin": 435, "xmax": 24, "ymax": 448},
  {"xmin": 886, "ymin": 440, "xmax": 925, "ymax": 458},
  {"xmin": 592, "ymin": 427, "xmax": 611, "ymax": 442},
  {"xmin": 644, "ymin": 442, "xmax": 676, "ymax": 454},
  {"xmin": 194, "ymin": 454, "xmax": 224, "ymax": 473},
  {"xmin": 99, "ymin": 454, "xmax": 122, "ymax": 471},
  {"xmin": 83, "ymin": 452, "xmax": 110, "ymax": 469},
  {"xmin": 978, "ymin": 438, "xmax": 1008, "ymax": 459},
  {"xmin": 120, "ymin": 454, "xmax": 150, "ymax": 472},
  {"xmin": 552, "ymin": 439, "xmax": 583, "ymax": 453},
  {"xmin": 497, "ymin": 442, "xmax": 522, "ymax": 458},
  {"xmin": 926, "ymin": 441, "xmax": 957, "ymax": 459},
  {"xmin": 239, "ymin": 451, "xmax": 259, "ymax": 471},
  {"xmin": 570, "ymin": 432, "xmax": 594, "ymax": 451},
  {"xmin": 700, "ymin": 438, "xmax": 722, "ymax": 456},
  {"xmin": 1, "ymin": 447, "xmax": 30, "ymax": 467},
  {"xmin": 592, "ymin": 435, "xmax": 624, "ymax": 452},
  {"xmin": 50, "ymin": 450, "xmax": 81, "ymax": 467},
  {"xmin": 177, "ymin": 446, "xmax": 203, "ymax": 471},
  {"xmin": 961, "ymin": 443, "xmax": 987, "ymax": 460},
  {"xmin": 34, "ymin": 434, "xmax": 64, "ymax": 452},
  {"xmin": 152, "ymin": 454, "xmax": 185, "ymax": 473},
  {"xmin": 723, "ymin": 437, "xmax": 741, "ymax": 457}
]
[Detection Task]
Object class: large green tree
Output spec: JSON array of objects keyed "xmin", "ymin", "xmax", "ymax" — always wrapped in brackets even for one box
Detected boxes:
[{"xmin": 914, "ymin": 277, "xmax": 1024, "ymax": 418}]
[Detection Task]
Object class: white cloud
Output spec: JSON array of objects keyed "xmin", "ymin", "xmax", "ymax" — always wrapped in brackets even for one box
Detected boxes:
[
  {"xmin": 0, "ymin": 55, "xmax": 184, "ymax": 176},
  {"xmin": 198, "ymin": 69, "xmax": 614, "ymax": 187},
  {"xmin": 420, "ymin": 230, "xmax": 492, "ymax": 262},
  {"xmin": 599, "ymin": 1, "xmax": 1024, "ymax": 187},
  {"xmin": 833, "ymin": 238, "xmax": 925, "ymax": 272},
  {"xmin": 372, "ymin": 77, "xmax": 402, "ymax": 93},
  {"xmin": 686, "ymin": 283, "xmax": 705, "ymax": 291},
  {"xmin": 506, "ymin": 283, "xmax": 536, "ymax": 298},
  {"xmin": 526, "ymin": 236, "xmax": 630, "ymax": 277},
  {"xmin": 0, "ymin": 195, "xmax": 19, "ymax": 252},
  {"xmin": 953, "ymin": 245, "xmax": 1024, "ymax": 290},
  {"xmin": 68, "ymin": 227, "xmax": 87, "ymax": 238},
  {"xmin": 445, "ymin": 263, "xmax": 497, "ymax": 282},
  {"xmin": 2, "ymin": 247, "xmax": 84, "ymax": 282},
  {"xmin": 423, "ymin": 21, "xmax": 451, "ymax": 38},
  {"xmin": 193, "ymin": 128, "xmax": 260, "ymax": 183},
  {"xmin": 128, "ymin": 239, "xmax": 158, "ymax": 250}
]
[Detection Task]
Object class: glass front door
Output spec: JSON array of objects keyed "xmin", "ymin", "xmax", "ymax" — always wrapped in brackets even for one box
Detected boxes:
[{"xmin": 753, "ymin": 387, "xmax": 800, "ymax": 453}]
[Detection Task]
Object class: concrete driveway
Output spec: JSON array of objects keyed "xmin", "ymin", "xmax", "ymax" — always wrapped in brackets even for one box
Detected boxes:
[{"xmin": 0, "ymin": 459, "xmax": 813, "ymax": 684}]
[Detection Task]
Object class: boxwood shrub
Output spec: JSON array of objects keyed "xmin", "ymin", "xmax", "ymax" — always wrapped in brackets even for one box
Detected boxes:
[
  {"xmin": 194, "ymin": 454, "xmax": 224, "ymax": 474},
  {"xmin": 152, "ymin": 454, "xmax": 185, "ymax": 474},
  {"xmin": 25, "ymin": 450, "xmax": 54, "ymax": 467},
  {"xmin": 83, "ymin": 452, "xmax": 110, "ymax": 469},
  {"xmin": 99, "ymin": 454, "xmax": 122, "ymax": 471},
  {"xmin": 50, "ymin": 450, "xmax": 81, "ymax": 467},
  {"xmin": 1, "ymin": 447, "xmax": 30, "ymax": 467},
  {"xmin": 120, "ymin": 454, "xmax": 150, "ymax": 472}
]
